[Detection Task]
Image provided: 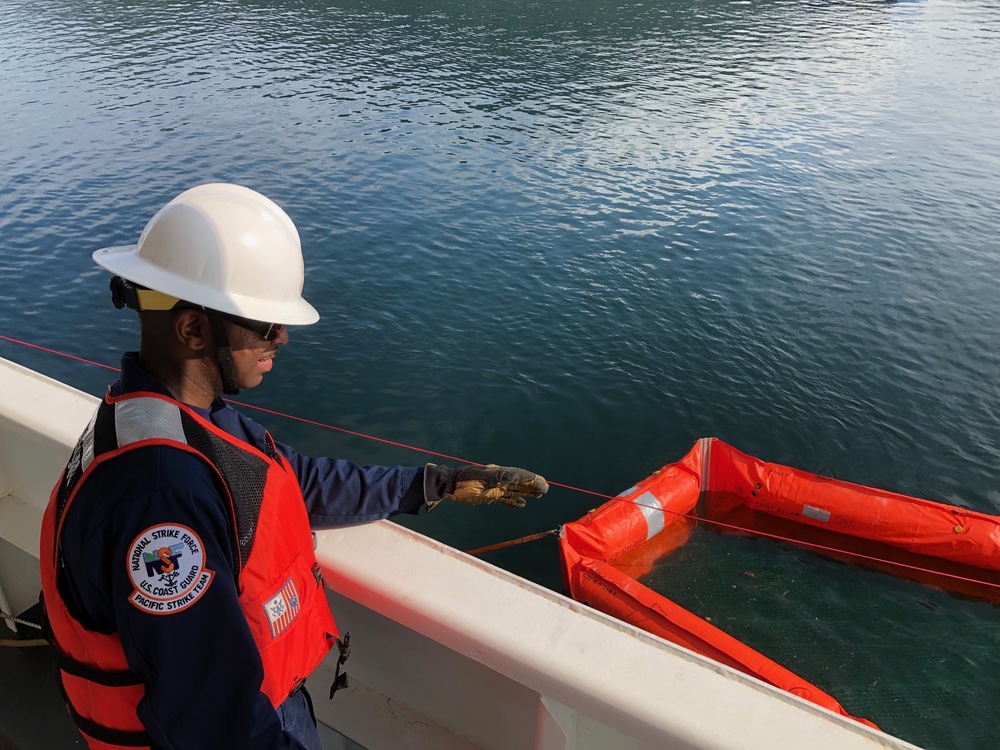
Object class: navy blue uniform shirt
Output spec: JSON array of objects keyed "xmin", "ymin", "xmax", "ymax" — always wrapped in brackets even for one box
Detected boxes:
[{"xmin": 59, "ymin": 352, "xmax": 426, "ymax": 749}]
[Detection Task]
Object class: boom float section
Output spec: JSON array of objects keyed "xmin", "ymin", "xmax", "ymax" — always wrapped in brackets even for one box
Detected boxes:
[{"xmin": 559, "ymin": 437, "xmax": 1000, "ymax": 730}]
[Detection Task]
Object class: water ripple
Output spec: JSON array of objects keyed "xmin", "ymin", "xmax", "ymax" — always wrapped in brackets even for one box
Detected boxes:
[{"xmin": 2, "ymin": 2, "xmax": 1000, "ymax": 745}]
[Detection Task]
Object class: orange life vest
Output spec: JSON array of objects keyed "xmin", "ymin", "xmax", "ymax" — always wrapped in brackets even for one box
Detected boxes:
[{"xmin": 39, "ymin": 390, "xmax": 339, "ymax": 749}]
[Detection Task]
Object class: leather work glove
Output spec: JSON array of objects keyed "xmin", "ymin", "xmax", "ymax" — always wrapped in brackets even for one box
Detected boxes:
[{"xmin": 424, "ymin": 463, "xmax": 549, "ymax": 510}]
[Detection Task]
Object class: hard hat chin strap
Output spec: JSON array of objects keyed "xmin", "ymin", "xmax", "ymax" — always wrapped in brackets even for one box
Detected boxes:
[
  {"xmin": 112, "ymin": 275, "xmax": 241, "ymax": 395},
  {"xmin": 205, "ymin": 310, "xmax": 241, "ymax": 396}
]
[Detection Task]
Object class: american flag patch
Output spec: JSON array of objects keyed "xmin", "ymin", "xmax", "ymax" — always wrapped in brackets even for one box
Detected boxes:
[{"xmin": 263, "ymin": 578, "xmax": 300, "ymax": 639}]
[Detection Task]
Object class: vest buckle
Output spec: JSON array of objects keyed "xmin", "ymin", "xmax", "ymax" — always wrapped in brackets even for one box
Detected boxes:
[
  {"xmin": 289, "ymin": 677, "xmax": 307, "ymax": 696},
  {"xmin": 329, "ymin": 632, "xmax": 351, "ymax": 699}
]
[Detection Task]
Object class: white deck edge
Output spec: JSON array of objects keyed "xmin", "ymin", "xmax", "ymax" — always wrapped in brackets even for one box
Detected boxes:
[
  {"xmin": 0, "ymin": 355, "xmax": 922, "ymax": 750},
  {"xmin": 314, "ymin": 521, "xmax": 918, "ymax": 750}
]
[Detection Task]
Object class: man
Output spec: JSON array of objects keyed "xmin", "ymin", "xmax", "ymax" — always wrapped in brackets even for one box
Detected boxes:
[{"xmin": 39, "ymin": 183, "xmax": 548, "ymax": 749}]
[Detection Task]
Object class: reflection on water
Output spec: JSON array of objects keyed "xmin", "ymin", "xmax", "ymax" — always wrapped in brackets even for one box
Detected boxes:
[{"xmin": 2, "ymin": 1, "xmax": 999, "ymax": 747}]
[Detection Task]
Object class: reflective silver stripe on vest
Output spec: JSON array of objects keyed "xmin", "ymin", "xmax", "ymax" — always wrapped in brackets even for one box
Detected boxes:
[
  {"xmin": 75, "ymin": 407, "xmax": 99, "ymax": 477},
  {"xmin": 76, "ymin": 398, "xmax": 188, "ymax": 476},
  {"xmin": 635, "ymin": 490, "xmax": 665, "ymax": 540},
  {"xmin": 114, "ymin": 397, "xmax": 188, "ymax": 449}
]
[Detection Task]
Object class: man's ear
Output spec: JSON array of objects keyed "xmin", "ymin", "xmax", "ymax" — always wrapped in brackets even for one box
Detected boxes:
[{"xmin": 173, "ymin": 309, "xmax": 211, "ymax": 352}]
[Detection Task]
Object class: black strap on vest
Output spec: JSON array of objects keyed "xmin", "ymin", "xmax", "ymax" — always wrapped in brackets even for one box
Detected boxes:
[
  {"xmin": 328, "ymin": 632, "xmax": 351, "ymax": 699},
  {"xmin": 205, "ymin": 309, "xmax": 242, "ymax": 395},
  {"xmin": 52, "ymin": 643, "xmax": 144, "ymax": 687},
  {"xmin": 38, "ymin": 592, "xmax": 142, "ymax": 688},
  {"xmin": 45, "ymin": 600, "xmax": 150, "ymax": 745},
  {"xmin": 58, "ymin": 681, "xmax": 158, "ymax": 748}
]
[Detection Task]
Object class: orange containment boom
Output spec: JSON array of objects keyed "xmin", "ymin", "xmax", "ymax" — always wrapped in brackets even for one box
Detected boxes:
[{"xmin": 559, "ymin": 437, "xmax": 1000, "ymax": 730}]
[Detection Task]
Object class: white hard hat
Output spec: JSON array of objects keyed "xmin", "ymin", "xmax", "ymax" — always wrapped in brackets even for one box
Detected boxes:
[{"xmin": 93, "ymin": 183, "xmax": 319, "ymax": 325}]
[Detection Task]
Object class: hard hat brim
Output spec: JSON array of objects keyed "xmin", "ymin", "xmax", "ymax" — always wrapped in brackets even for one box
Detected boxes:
[{"xmin": 93, "ymin": 244, "xmax": 321, "ymax": 326}]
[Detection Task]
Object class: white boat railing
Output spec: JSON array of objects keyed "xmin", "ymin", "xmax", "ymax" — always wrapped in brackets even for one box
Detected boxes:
[{"xmin": 0, "ymin": 356, "xmax": 921, "ymax": 750}]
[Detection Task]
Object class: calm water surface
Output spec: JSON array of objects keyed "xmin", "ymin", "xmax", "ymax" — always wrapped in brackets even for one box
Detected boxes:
[{"xmin": 2, "ymin": 1, "xmax": 999, "ymax": 747}]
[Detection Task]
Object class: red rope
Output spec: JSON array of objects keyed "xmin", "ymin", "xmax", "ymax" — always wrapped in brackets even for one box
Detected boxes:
[
  {"xmin": 0, "ymin": 334, "xmax": 480, "ymax": 464},
  {"xmin": 0, "ymin": 335, "xmax": 117, "ymax": 371},
  {"xmin": 0, "ymin": 333, "xmax": 668, "ymax": 479},
  {"xmin": 621, "ymin": 497, "xmax": 1000, "ymax": 593},
  {"xmin": 226, "ymin": 399, "xmax": 475, "ymax": 465},
  {"xmin": 5, "ymin": 333, "xmax": 1000, "ymax": 591}
]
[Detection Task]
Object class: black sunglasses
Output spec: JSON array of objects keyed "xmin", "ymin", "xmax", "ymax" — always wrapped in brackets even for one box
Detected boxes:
[{"xmin": 221, "ymin": 313, "xmax": 286, "ymax": 342}]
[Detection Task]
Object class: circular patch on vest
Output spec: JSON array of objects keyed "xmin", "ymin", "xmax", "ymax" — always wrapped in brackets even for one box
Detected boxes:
[{"xmin": 126, "ymin": 524, "xmax": 214, "ymax": 615}]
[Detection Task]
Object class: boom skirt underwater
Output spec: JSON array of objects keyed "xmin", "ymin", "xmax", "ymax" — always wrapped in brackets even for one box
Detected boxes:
[{"xmin": 559, "ymin": 437, "xmax": 1000, "ymax": 730}]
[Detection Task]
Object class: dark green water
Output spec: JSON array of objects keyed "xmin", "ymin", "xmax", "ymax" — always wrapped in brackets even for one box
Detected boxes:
[
  {"xmin": 2, "ymin": 0, "xmax": 999, "ymax": 747},
  {"xmin": 640, "ymin": 528, "xmax": 1000, "ymax": 749}
]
